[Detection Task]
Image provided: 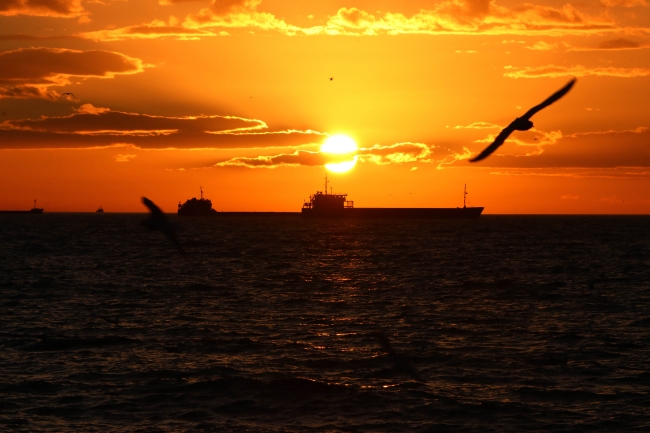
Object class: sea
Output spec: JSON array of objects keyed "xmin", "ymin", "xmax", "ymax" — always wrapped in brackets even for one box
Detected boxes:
[{"xmin": 0, "ymin": 214, "xmax": 648, "ymax": 432}]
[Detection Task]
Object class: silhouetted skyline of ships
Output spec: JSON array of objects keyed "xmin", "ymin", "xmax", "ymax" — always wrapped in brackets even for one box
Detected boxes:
[{"xmin": 178, "ymin": 177, "xmax": 483, "ymax": 218}]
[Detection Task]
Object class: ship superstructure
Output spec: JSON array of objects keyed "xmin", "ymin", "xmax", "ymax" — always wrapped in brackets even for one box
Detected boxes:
[
  {"xmin": 302, "ymin": 174, "xmax": 354, "ymax": 217},
  {"xmin": 178, "ymin": 187, "xmax": 218, "ymax": 216}
]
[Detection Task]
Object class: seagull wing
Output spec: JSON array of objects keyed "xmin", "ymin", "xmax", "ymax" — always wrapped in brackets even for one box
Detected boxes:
[
  {"xmin": 142, "ymin": 197, "xmax": 163, "ymax": 217},
  {"xmin": 470, "ymin": 78, "xmax": 576, "ymax": 163},
  {"xmin": 521, "ymin": 78, "xmax": 576, "ymax": 121},
  {"xmin": 469, "ymin": 123, "xmax": 517, "ymax": 163}
]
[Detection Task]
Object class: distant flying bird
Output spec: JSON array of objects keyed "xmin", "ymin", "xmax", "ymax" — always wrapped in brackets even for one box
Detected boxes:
[
  {"xmin": 141, "ymin": 197, "xmax": 184, "ymax": 254},
  {"xmin": 329, "ymin": 77, "xmax": 334, "ymax": 81},
  {"xmin": 470, "ymin": 78, "xmax": 576, "ymax": 163},
  {"xmin": 61, "ymin": 92, "xmax": 75, "ymax": 98}
]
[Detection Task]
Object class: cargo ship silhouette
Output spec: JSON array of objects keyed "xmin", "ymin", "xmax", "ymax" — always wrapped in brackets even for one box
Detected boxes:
[
  {"xmin": 301, "ymin": 175, "xmax": 483, "ymax": 219},
  {"xmin": 178, "ymin": 178, "xmax": 484, "ymax": 219},
  {"xmin": 0, "ymin": 199, "xmax": 44, "ymax": 214}
]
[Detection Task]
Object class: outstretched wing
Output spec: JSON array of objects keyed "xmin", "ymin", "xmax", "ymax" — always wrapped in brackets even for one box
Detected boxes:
[
  {"xmin": 141, "ymin": 197, "xmax": 163, "ymax": 216},
  {"xmin": 521, "ymin": 78, "xmax": 576, "ymax": 121},
  {"xmin": 469, "ymin": 123, "xmax": 516, "ymax": 163}
]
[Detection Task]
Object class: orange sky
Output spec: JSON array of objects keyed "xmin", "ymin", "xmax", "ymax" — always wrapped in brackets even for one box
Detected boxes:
[{"xmin": 1, "ymin": 0, "xmax": 650, "ymax": 213}]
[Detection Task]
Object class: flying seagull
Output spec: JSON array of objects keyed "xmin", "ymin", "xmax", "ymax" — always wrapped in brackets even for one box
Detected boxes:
[
  {"xmin": 141, "ymin": 197, "xmax": 185, "ymax": 254},
  {"xmin": 470, "ymin": 78, "xmax": 576, "ymax": 163},
  {"xmin": 329, "ymin": 77, "xmax": 334, "ymax": 81},
  {"xmin": 61, "ymin": 92, "xmax": 75, "ymax": 98}
]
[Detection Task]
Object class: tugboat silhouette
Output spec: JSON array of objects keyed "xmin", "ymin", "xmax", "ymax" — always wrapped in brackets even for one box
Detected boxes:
[
  {"xmin": 177, "ymin": 187, "xmax": 217, "ymax": 217},
  {"xmin": 0, "ymin": 199, "xmax": 44, "ymax": 214}
]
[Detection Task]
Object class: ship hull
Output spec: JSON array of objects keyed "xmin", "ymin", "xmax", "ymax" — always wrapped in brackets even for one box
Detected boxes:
[
  {"xmin": 0, "ymin": 209, "xmax": 44, "ymax": 214},
  {"xmin": 302, "ymin": 207, "xmax": 484, "ymax": 219},
  {"xmin": 178, "ymin": 210, "xmax": 218, "ymax": 217}
]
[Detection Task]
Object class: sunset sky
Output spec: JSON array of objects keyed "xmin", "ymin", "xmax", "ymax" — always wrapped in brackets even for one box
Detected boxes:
[{"xmin": 1, "ymin": 0, "xmax": 649, "ymax": 213}]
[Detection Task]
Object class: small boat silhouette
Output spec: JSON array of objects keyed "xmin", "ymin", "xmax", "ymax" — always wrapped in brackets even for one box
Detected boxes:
[{"xmin": 0, "ymin": 199, "xmax": 44, "ymax": 214}]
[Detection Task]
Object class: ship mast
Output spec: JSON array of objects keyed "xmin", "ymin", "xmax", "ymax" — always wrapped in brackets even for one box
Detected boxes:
[
  {"xmin": 464, "ymin": 184, "xmax": 467, "ymax": 208},
  {"xmin": 324, "ymin": 173, "xmax": 328, "ymax": 195},
  {"xmin": 200, "ymin": 186, "xmax": 203, "ymax": 200}
]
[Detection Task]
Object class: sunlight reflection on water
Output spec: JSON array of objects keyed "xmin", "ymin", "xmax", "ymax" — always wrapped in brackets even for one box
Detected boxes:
[{"xmin": 0, "ymin": 214, "xmax": 648, "ymax": 431}]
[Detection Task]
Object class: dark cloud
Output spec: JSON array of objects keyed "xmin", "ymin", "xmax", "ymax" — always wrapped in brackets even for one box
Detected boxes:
[
  {"xmin": 209, "ymin": 0, "xmax": 258, "ymax": 15},
  {"xmin": 0, "ymin": 34, "xmax": 81, "ymax": 41},
  {"xmin": 0, "ymin": 106, "xmax": 326, "ymax": 149},
  {"xmin": 0, "ymin": 0, "xmax": 84, "ymax": 17},
  {"xmin": 597, "ymin": 38, "xmax": 644, "ymax": 49},
  {"xmin": 0, "ymin": 48, "xmax": 144, "ymax": 100},
  {"xmin": 600, "ymin": 0, "xmax": 647, "ymax": 7}
]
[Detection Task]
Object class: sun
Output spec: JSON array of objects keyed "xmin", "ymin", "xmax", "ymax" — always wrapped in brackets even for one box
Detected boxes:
[{"xmin": 320, "ymin": 135, "xmax": 358, "ymax": 173}]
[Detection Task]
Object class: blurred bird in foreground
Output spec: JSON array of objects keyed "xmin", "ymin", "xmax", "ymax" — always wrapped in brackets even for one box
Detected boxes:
[
  {"xmin": 470, "ymin": 78, "xmax": 576, "ymax": 163},
  {"xmin": 141, "ymin": 197, "xmax": 185, "ymax": 254}
]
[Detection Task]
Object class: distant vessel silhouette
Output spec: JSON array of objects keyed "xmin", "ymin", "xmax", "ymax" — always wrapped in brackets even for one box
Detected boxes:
[
  {"xmin": 302, "ymin": 175, "xmax": 483, "ymax": 218},
  {"xmin": 0, "ymin": 199, "xmax": 44, "ymax": 214},
  {"xmin": 178, "ymin": 187, "xmax": 218, "ymax": 217},
  {"xmin": 96, "ymin": 206, "xmax": 104, "ymax": 213}
]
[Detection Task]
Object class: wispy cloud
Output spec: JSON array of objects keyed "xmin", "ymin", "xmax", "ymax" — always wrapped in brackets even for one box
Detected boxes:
[
  {"xmin": 357, "ymin": 143, "xmax": 433, "ymax": 165},
  {"xmin": 489, "ymin": 168, "xmax": 650, "ymax": 178},
  {"xmin": 437, "ymin": 146, "xmax": 474, "ymax": 169},
  {"xmin": 526, "ymin": 41, "xmax": 559, "ymax": 51},
  {"xmin": 454, "ymin": 122, "xmax": 501, "ymax": 130},
  {"xmin": 114, "ymin": 154, "xmax": 136, "ymax": 162},
  {"xmin": 504, "ymin": 64, "xmax": 650, "ymax": 78},
  {"xmin": 0, "ymin": 48, "xmax": 145, "ymax": 100},
  {"xmin": 81, "ymin": 20, "xmax": 224, "ymax": 41},
  {"xmin": 215, "ymin": 150, "xmax": 330, "ymax": 168},
  {"xmin": 214, "ymin": 142, "xmax": 434, "ymax": 169}
]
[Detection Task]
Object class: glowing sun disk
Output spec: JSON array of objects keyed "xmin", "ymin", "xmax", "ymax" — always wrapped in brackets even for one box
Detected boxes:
[
  {"xmin": 326, "ymin": 156, "xmax": 358, "ymax": 173},
  {"xmin": 320, "ymin": 135, "xmax": 357, "ymax": 154}
]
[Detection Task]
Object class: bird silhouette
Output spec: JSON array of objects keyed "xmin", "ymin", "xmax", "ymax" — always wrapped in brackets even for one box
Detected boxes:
[
  {"xmin": 61, "ymin": 92, "xmax": 76, "ymax": 99},
  {"xmin": 329, "ymin": 77, "xmax": 334, "ymax": 81},
  {"xmin": 141, "ymin": 197, "xmax": 184, "ymax": 254},
  {"xmin": 470, "ymin": 78, "xmax": 576, "ymax": 163}
]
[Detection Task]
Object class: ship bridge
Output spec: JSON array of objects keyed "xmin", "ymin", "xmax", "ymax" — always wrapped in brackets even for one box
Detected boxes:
[{"xmin": 302, "ymin": 174, "xmax": 353, "ymax": 212}]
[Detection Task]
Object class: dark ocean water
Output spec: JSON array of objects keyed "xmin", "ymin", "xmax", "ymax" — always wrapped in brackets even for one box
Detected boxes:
[{"xmin": 0, "ymin": 214, "xmax": 649, "ymax": 432}]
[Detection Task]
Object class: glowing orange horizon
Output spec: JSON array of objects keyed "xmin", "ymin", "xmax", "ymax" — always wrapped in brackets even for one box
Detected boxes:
[{"xmin": 0, "ymin": 1, "xmax": 649, "ymax": 213}]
